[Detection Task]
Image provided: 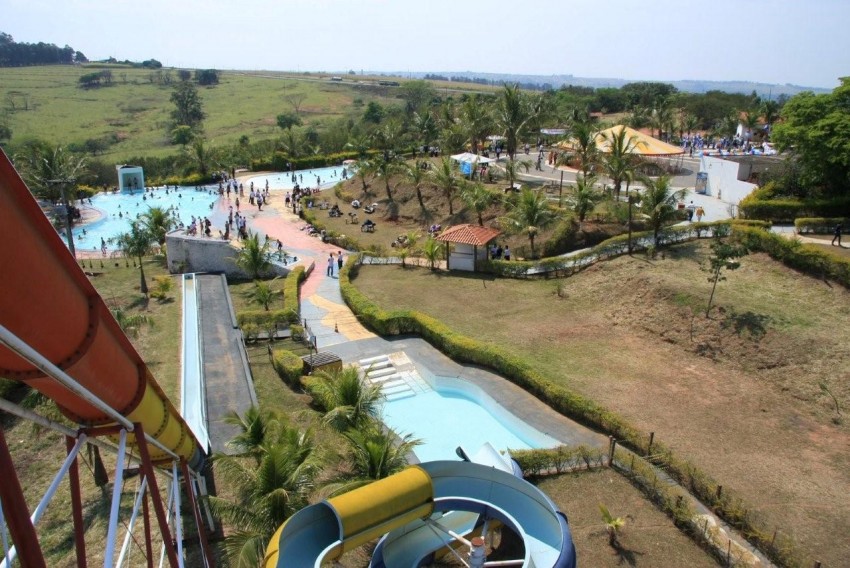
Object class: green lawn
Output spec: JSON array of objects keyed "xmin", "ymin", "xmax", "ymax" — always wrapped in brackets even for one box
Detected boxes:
[{"xmin": 0, "ymin": 66, "xmax": 405, "ymax": 160}]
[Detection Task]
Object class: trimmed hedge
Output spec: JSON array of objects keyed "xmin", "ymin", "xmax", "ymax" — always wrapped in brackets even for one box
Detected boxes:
[
  {"xmin": 283, "ymin": 266, "xmax": 306, "ymax": 322},
  {"xmin": 271, "ymin": 349, "xmax": 304, "ymax": 386},
  {"xmin": 794, "ymin": 217, "xmax": 849, "ymax": 234},
  {"xmin": 740, "ymin": 195, "xmax": 850, "ymax": 223},
  {"xmin": 734, "ymin": 226, "xmax": 850, "ymax": 289},
  {"xmin": 237, "ymin": 309, "xmax": 296, "ymax": 332},
  {"xmin": 480, "ymin": 220, "xmax": 769, "ymax": 279},
  {"xmin": 340, "ymin": 248, "xmax": 804, "ymax": 567},
  {"xmin": 511, "ymin": 445, "xmax": 606, "ymax": 477}
]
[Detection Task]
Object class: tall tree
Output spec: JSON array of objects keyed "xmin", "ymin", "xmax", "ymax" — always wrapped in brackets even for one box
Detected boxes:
[
  {"xmin": 569, "ymin": 121, "xmax": 599, "ymax": 178},
  {"xmin": 459, "ymin": 95, "xmax": 492, "ymax": 155},
  {"xmin": 276, "ymin": 111, "xmax": 302, "ymax": 131},
  {"xmin": 460, "ymin": 180, "xmax": 498, "ymax": 226},
  {"xmin": 638, "ymin": 175, "xmax": 686, "ymax": 246},
  {"xmin": 501, "ymin": 188, "xmax": 560, "ymax": 259},
  {"xmin": 599, "ymin": 126, "xmax": 643, "ymax": 201},
  {"xmin": 496, "ymin": 83, "xmax": 541, "ymax": 160},
  {"xmin": 170, "ymin": 81, "xmax": 205, "ymax": 130},
  {"xmin": 567, "ymin": 174, "xmax": 602, "ymax": 223},
  {"xmin": 430, "ymin": 156, "xmax": 461, "ymax": 215},
  {"xmin": 138, "ymin": 206, "xmax": 176, "ymax": 246},
  {"xmin": 403, "ymin": 160, "xmax": 428, "ymax": 210},
  {"xmin": 235, "ymin": 231, "xmax": 272, "ymax": 280},
  {"xmin": 502, "ymin": 157, "xmax": 532, "ymax": 192},
  {"xmin": 116, "ymin": 221, "xmax": 154, "ymax": 296}
]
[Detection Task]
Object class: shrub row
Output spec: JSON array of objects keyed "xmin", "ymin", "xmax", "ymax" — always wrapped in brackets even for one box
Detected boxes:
[
  {"xmin": 739, "ymin": 195, "xmax": 850, "ymax": 223},
  {"xmin": 283, "ymin": 266, "xmax": 306, "ymax": 322},
  {"xmin": 271, "ymin": 349, "xmax": 304, "ymax": 386},
  {"xmin": 794, "ymin": 217, "xmax": 850, "ymax": 234},
  {"xmin": 735, "ymin": 226, "xmax": 850, "ymax": 289},
  {"xmin": 251, "ymin": 150, "xmax": 380, "ymax": 172},
  {"xmin": 511, "ymin": 445, "xmax": 606, "ymax": 477},
  {"xmin": 237, "ymin": 309, "xmax": 296, "ymax": 341},
  {"xmin": 299, "ymin": 206, "xmax": 363, "ymax": 251},
  {"xmin": 480, "ymin": 220, "xmax": 769, "ymax": 279},
  {"xmin": 340, "ymin": 253, "xmax": 802, "ymax": 567}
]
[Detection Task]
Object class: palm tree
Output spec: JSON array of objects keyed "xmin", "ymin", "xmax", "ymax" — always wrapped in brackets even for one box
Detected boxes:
[
  {"xmin": 373, "ymin": 152, "xmax": 403, "ymax": 202},
  {"xmin": 501, "ymin": 188, "xmax": 560, "ymax": 259},
  {"xmin": 235, "ymin": 231, "xmax": 271, "ymax": 280},
  {"xmin": 188, "ymin": 138, "xmax": 213, "ymax": 177},
  {"xmin": 139, "ymin": 206, "xmax": 176, "ymax": 246},
  {"xmin": 430, "ymin": 156, "xmax": 461, "ymax": 215},
  {"xmin": 569, "ymin": 121, "xmax": 599, "ymax": 178},
  {"xmin": 209, "ymin": 429, "xmax": 321, "ymax": 568},
  {"xmin": 403, "ymin": 160, "xmax": 428, "ymax": 210},
  {"xmin": 567, "ymin": 174, "xmax": 602, "ymax": 223},
  {"xmin": 599, "ymin": 126, "xmax": 643, "ymax": 201},
  {"xmin": 638, "ymin": 175, "xmax": 686, "ymax": 246},
  {"xmin": 246, "ymin": 280, "xmax": 280, "ymax": 311},
  {"xmin": 309, "ymin": 365, "xmax": 383, "ymax": 432},
  {"xmin": 354, "ymin": 157, "xmax": 376, "ymax": 195},
  {"xmin": 117, "ymin": 221, "xmax": 154, "ymax": 296},
  {"xmin": 112, "ymin": 308, "xmax": 153, "ymax": 337},
  {"xmin": 344, "ymin": 133, "xmax": 372, "ymax": 159},
  {"xmin": 325, "ymin": 425, "xmax": 420, "ymax": 496},
  {"xmin": 496, "ymin": 83, "xmax": 541, "ymax": 160},
  {"xmin": 741, "ymin": 110, "xmax": 760, "ymax": 141},
  {"xmin": 627, "ymin": 107, "xmax": 651, "ymax": 131},
  {"xmin": 223, "ymin": 406, "xmax": 282, "ymax": 463},
  {"xmin": 503, "ymin": 157, "xmax": 532, "ymax": 192},
  {"xmin": 459, "ymin": 96, "xmax": 492, "ymax": 155},
  {"xmin": 680, "ymin": 112, "xmax": 699, "ymax": 139},
  {"xmin": 460, "ymin": 181, "xmax": 498, "ymax": 226},
  {"xmin": 420, "ymin": 235, "xmax": 444, "ymax": 270},
  {"xmin": 760, "ymin": 100, "xmax": 780, "ymax": 132},
  {"xmin": 411, "ymin": 111, "xmax": 438, "ymax": 151}
]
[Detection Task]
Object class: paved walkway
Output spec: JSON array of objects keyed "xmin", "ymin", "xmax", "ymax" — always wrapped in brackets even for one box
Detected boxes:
[{"xmin": 197, "ymin": 274, "xmax": 258, "ymax": 454}]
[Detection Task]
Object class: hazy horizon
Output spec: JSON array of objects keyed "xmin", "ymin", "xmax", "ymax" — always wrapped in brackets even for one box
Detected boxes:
[{"xmin": 4, "ymin": 0, "xmax": 848, "ymax": 90}]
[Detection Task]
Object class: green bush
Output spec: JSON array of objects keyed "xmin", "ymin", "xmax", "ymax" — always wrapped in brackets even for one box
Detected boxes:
[
  {"xmin": 511, "ymin": 445, "xmax": 606, "ymax": 476},
  {"xmin": 251, "ymin": 150, "xmax": 381, "ymax": 172},
  {"xmin": 735, "ymin": 226, "xmax": 850, "ymax": 288},
  {"xmin": 271, "ymin": 349, "xmax": 304, "ymax": 386},
  {"xmin": 794, "ymin": 217, "xmax": 850, "ymax": 234},
  {"xmin": 237, "ymin": 309, "xmax": 295, "ymax": 335},
  {"xmin": 740, "ymin": 195, "xmax": 850, "ymax": 222}
]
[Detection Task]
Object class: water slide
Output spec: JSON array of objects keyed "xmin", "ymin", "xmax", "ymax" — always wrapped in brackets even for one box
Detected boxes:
[
  {"xmin": 263, "ymin": 456, "xmax": 576, "ymax": 567},
  {"xmin": 0, "ymin": 149, "xmax": 203, "ymax": 469}
]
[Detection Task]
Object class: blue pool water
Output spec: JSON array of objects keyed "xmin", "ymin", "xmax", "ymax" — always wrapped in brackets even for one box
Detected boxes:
[
  {"xmin": 72, "ymin": 186, "xmax": 220, "ymax": 252},
  {"xmin": 380, "ymin": 377, "xmax": 560, "ymax": 463},
  {"xmin": 244, "ymin": 165, "xmax": 349, "ymax": 190}
]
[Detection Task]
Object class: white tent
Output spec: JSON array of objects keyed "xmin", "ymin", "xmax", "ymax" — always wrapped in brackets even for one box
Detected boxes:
[{"xmin": 450, "ymin": 152, "xmax": 495, "ymax": 164}]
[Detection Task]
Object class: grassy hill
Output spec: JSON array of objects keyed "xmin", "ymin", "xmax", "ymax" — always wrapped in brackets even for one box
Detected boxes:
[{"xmin": 0, "ymin": 65, "xmax": 412, "ymax": 160}]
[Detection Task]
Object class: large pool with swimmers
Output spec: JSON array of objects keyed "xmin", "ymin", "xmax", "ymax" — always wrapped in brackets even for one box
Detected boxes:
[
  {"xmin": 244, "ymin": 165, "xmax": 349, "ymax": 191},
  {"xmin": 71, "ymin": 185, "xmax": 221, "ymax": 253}
]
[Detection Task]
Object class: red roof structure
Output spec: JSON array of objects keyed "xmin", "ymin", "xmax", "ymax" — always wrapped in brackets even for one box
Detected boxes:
[{"xmin": 435, "ymin": 224, "xmax": 501, "ymax": 246}]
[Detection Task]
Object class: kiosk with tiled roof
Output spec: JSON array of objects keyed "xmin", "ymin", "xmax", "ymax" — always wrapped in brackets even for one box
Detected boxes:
[{"xmin": 436, "ymin": 224, "xmax": 502, "ymax": 271}]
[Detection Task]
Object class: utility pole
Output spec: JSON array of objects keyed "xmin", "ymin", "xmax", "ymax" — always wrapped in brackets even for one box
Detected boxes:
[{"xmin": 48, "ymin": 178, "xmax": 78, "ymax": 257}]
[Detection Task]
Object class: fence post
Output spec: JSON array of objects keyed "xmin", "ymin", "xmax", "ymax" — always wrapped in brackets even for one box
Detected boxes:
[
  {"xmin": 607, "ymin": 436, "xmax": 616, "ymax": 467},
  {"xmin": 716, "ymin": 485, "xmax": 723, "ymax": 501},
  {"xmin": 647, "ymin": 432, "xmax": 655, "ymax": 456},
  {"xmin": 726, "ymin": 540, "xmax": 731, "ymax": 567}
]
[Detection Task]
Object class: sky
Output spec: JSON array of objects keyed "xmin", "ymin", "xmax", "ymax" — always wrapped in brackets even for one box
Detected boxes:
[{"xmin": 3, "ymin": 0, "xmax": 848, "ymax": 89}]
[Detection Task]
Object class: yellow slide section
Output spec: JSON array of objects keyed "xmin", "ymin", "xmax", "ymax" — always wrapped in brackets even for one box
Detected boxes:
[{"xmin": 264, "ymin": 466, "xmax": 433, "ymax": 567}]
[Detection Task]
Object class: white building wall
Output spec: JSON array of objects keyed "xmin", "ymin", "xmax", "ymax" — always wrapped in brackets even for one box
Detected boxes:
[{"xmin": 699, "ymin": 155, "xmax": 757, "ymax": 206}]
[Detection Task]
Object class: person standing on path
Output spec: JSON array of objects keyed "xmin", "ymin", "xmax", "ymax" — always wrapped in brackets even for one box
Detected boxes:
[
  {"xmin": 337, "ymin": 252, "xmax": 344, "ymax": 272},
  {"xmin": 327, "ymin": 253, "xmax": 335, "ymax": 276},
  {"xmin": 832, "ymin": 222, "xmax": 843, "ymax": 246}
]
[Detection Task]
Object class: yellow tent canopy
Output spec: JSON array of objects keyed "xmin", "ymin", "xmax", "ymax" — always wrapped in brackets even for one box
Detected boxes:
[{"xmin": 556, "ymin": 125, "xmax": 684, "ymax": 156}]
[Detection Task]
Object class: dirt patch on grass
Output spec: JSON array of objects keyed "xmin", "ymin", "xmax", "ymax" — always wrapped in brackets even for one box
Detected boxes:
[{"xmin": 350, "ymin": 241, "xmax": 850, "ymax": 566}]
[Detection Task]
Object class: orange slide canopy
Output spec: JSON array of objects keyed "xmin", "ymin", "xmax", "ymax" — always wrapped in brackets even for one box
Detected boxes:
[{"xmin": 0, "ymin": 149, "xmax": 202, "ymax": 467}]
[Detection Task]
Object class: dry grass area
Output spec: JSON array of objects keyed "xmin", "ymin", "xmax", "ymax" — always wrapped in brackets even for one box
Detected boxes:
[
  {"xmin": 350, "ymin": 241, "xmax": 850, "ymax": 567},
  {"xmin": 539, "ymin": 469, "xmax": 718, "ymax": 568}
]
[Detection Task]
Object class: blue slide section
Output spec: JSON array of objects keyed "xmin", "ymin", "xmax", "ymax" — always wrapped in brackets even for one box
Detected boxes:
[{"xmin": 371, "ymin": 461, "xmax": 576, "ymax": 568}]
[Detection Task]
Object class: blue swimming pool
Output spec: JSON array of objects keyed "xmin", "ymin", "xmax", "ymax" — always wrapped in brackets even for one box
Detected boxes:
[
  {"xmin": 380, "ymin": 374, "xmax": 560, "ymax": 463},
  {"xmin": 244, "ymin": 165, "xmax": 350, "ymax": 190},
  {"xmin": 71, "ymin": 186, "xmax": 220, "ymax": 253}
]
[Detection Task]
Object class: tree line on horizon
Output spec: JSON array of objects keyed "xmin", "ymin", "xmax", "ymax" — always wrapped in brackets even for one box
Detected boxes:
[{"xmin": 0, "ymin": 32, "xmax": 87, "ymax": 67}]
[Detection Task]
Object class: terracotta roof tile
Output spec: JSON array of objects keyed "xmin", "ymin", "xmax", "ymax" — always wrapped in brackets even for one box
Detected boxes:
[{"xmin": 435, "ymin": 224, "xmax": 501, "ymax": 246}]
